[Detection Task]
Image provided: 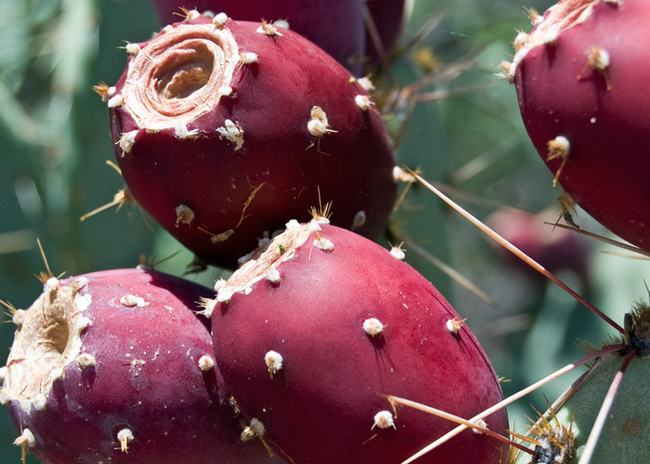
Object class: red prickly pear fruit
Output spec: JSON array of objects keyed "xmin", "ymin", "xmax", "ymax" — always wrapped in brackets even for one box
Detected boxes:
[
  {"xmin": 150, "ymin": 1, "xmax": 365, "ymax": 74},
  {"xmin": 210, "ymin": 219, "xmax": 509, "ymax": 464},
  {"xmin": 104, "ymin": 13, "xmax": 397, "ymax": 269},
  {"xmin": 509, "ymin": 0, "xmax": 650, "ymax": 251},
  {"xmin": 0, "ymin": 267, "xmax": 278, "ymax": 464}
]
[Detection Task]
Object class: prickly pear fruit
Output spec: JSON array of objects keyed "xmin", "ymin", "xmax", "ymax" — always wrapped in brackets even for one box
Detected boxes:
[
  {"xmin": 509, "ymin": 0, "xmax": 650, "ymax": 251},
  {"xmin": 1, "ymin": 267, "xmax": 276, "ymax": 464},
  {"xmin": 487, "ymin": 207, "xmax": 591, "ymax": 288},
  {"xmin": 104, "ymin": 13, "xmax": 396, "ymax": 269},
  {"xmin": 210, "ymin": 219, "xmax": 509, "ymax": 464},
  {"xmin": 151, "ymin": 0, "xmax": 365, "ymax": 74},
  {"xmin": 364, "ymin": 0, "xmax": 409, "ymax": 68}
]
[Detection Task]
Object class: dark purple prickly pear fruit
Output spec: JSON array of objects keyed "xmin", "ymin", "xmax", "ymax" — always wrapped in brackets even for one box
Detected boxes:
[
  {"xmin": 364, "ymin": 0, "xmax": 410, "ymax": 68},
  {"xmin": 150, "ymin": 0, "xmax": 365, "ymax": 74},
  {"xmin": 103, "ymin": 13, "xmax": 397, "ymax": 269},
  {"xmin": 509, "ymin": 0, "xmax": 650, "ymax": 251},
  {"xmin": 1, "ymin": 267, "xmax": 278, "ymax": 464},
  {"xmin": 209, "ymin": 219, "xmax": 509, "ymax": 464}
]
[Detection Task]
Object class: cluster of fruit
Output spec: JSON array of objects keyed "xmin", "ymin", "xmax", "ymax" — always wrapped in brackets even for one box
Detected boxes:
[
  {"xmin": 504, "ymin": 1, "xmax": 650, "ymax": 462},
  {"xmin": 3, "ymin": 0, "xmax": 650, "ymax": 463},
  {"xmin": 0, "ymin": 2, "xmax": 508, "ymax": 463}
]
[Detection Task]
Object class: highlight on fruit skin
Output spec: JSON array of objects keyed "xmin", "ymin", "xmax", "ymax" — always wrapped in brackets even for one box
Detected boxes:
[
  {"xmin": 210, "ymin": 218, "xmax": 509, "ymax": 464},
  {"xmin": 0, "ymin": 267, "xmax": 279, "ymax": 464},
  {"xmin": 105, "ymin": 12, "xmax": 397, "ymax": 269},
  {"xmin": 508, "ymin": 0, "xmax": 650, "ymax": 252}
]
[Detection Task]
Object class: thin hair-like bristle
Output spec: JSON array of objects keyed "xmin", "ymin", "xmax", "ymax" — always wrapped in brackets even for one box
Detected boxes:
[
  {"xmin": 80, "ymin": 188, "xmax": 133, "ymax": 222},
  {"xmin": 0, "ymin": 299, "xmax": 18, "ymax": 321},
  {"xmin": 394, "ymin": 343, "xmax": 621, "ymax": 464},
  {"xmin": 411, "ymin": 169, "xmax": 624, "ymax": 334},
  {"xmin": 309, "ymin": 188, "xmax": 333, "ymax": 221},
  {"xmin": 35, "ymin": 238, "xmax": 54, "ymax": 284}
]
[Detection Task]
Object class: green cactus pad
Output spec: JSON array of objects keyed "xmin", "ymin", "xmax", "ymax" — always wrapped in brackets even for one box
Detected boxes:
[{"xmin": 557, "ymin": 353, "xmax": 650, "ymax": 463}]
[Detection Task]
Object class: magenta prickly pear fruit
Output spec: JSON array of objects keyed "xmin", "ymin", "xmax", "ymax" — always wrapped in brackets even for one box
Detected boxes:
[
  {"xmin": 151, "ymin": 1, "xmax": 365, "ymax": 74},
  {"xmin": 209, "ymin": 218, "xmax": 509, "ymax": 464},
  {"xmin": 103, "ymin": 13, "xmax": 397, "ymax": 269},
  {"xmin": 508, "ymin": 0, "xmax": 650, "ymax": 251},
  {"xmin": 0, "ymin": 267, "xmax": 277, "ymax": 464}
]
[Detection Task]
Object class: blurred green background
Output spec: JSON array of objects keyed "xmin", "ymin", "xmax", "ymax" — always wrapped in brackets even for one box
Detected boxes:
[{"xmin": 1, "ymin": 0, "xmax": 647, "ymax": 462}]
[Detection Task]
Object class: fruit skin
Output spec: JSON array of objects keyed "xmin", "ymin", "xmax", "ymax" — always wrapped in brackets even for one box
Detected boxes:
[
  {"xmin": 364, "ymin": 0, "xmax": 409, "ymax": 68},
  {"xmin": 512, "ymin": 0, "xmax": 650, "ymax": 251},
  {"xmin": 211, "ymin": 221, "xmax": 509, "ymax": 464},
  {"xmin": 1, "ymin": 267, "xmax": 277, "ymax": 464},
  {"xmin": 151, "ymin": 0, "xmax": 365, "ymax": 74},
  {"xmin": 107, "ymin": 14, "xmax": 397, "ymax": 269}
]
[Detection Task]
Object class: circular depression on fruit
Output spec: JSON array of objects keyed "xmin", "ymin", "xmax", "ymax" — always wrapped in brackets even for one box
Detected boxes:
[{"xmin": 121, "ymin": 22, "xmax": 239, "ymax": 130}]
